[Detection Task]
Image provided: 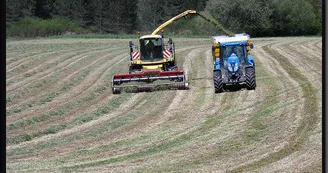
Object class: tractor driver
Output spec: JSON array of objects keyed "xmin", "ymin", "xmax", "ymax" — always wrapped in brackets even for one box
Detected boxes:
[
  {"xmin": 231, "ymin": 46, "xmax": 244, "ymax": 60},
  {"xmin": 230, "ymin": 46, "xmax": 237, "ymax": 56}
]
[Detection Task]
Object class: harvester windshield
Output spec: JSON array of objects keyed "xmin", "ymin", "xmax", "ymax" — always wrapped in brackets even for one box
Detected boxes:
[{"xmin": 139, "ymin": 38, "xmax": 163, "ymax": 62}]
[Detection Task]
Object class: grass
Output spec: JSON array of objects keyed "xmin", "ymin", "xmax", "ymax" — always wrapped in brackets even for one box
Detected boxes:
[
  {"xmin": 6, "ymin": 43, "xmax": 131, "ymax": 145},
  {"xmin": 6, "ymin": 37, "xmax": 321, "ymax": 172},
  {"xmin": 148, "ymin": 46, "xmax": 299, "ymax": 172},
  {"xmin": 6, "ymin": 89, "xmax": 126, "ymax": 145},
  {"xmin": 62, "ymin": 131, "xmax": 195, "ymax": 171},
  {"xmin": 229, "ymin": 42, "xmax": 319, "ymax": 173},
  {"xmin": 6, "ymin": 47, "xmax": 124, "ymax": 109},
  {"xmin": 62, "ymin": 55, "xmax": 276, "ymax": 171},
  {"xmin": 7, "ymin": 63, "xmax": 127, "ymax": 145}
]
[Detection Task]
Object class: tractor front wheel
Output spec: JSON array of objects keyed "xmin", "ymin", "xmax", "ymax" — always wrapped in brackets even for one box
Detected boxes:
[
  {"xmin": 245, "ymin": 68, "xmax": 256, "ymax": 90},
  {"xmin": 213, "ymin": 71, "xmax": 223, "ymax": 93}
]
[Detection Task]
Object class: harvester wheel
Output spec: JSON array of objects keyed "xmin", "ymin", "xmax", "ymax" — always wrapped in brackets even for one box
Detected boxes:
[
  {"xmin": 129, "ymin": 66, "xmax": 136, "ymax": 74},
  {"xmin": 245, "ymin": 67, "xmax": 256, "ymax": 90},
  {"xmin": 112, "ymin": 87, "xmax": 121, "ymax": 94},
  {"xmin": 184, "ymin": 71, "xmax": 189, "ymax": 90},
  {"xmin": 213, "ymin": 71, "xmax": 223, "ymax": 93},
  {"xmin": 168, "ymin": 66, "xmax": 178, "ymax": 71}
]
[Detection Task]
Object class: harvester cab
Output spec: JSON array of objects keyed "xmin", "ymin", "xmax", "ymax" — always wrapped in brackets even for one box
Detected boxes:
[
  {"xmin": 129, "ymin": 34, "xmax": 176, "ymax": 73},
  {"xmin": 212, "ymin": 33, "xmax": 256, "ymax": 93}
]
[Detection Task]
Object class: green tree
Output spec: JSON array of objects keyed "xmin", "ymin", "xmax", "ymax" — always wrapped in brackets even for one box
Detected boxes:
[
  {"xmin": 6, "ymin": 0, "xmax": 36, "ymax": 24},
  {"xmin": 34, "ymin": 0, "xmax": 52, "ymax": 19},
  {"xmin": 136, "ymin": 0, "xmax": 163, "ymax": 32},
  {"xmin": 305, "ymin": 0, "xmax": 322, "ymax": 34},
  {"xmin": 136, "ymin": 0, "xmax": 209, "ymax": 33},
  {"xmin": 269, "ymin": 0, "xmax": 317, "ymax": 35},
  {"xmin": 105, "ymin": 0, "xmax": 137, "ymax": 34},
  {"xmin": 205, "ymin": 0, "xmax": 272, "ymax": 36},
  {"xmin": 52, "ymin": 0, "xmax": 86, "ymax": 26}
]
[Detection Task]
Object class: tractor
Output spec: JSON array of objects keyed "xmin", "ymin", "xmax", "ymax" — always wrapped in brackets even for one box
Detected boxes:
[{"xmin": 211, "ymin": 33, "xmax": 256, "ymax": 93}]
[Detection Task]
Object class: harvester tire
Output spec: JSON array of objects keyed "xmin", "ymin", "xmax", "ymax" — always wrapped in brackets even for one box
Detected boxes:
[
  {"xmin": 112, "ymin": 87, "xmax": 121, "ymax": 94},
  {"xmin": 184, "ymin": 71, "xmax": 189, "ymax": 90},
  {"xmin": 168, "ymin": 66, "xmax": 178, "ymax": 71},
  {"xmin": 245, "ymin": 67, "xmax": 256, "ymax": 90},
  {"xmin": 213, "ymin": 71, "xmax": 223, "ymax": 93},
  {"xmin": 129, "ymin": 66, "xmax": 136, "ymax": 74}
]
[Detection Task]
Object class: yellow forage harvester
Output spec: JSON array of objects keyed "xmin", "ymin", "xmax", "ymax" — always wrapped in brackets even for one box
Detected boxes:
[{"xmin": 111, "ymin": 10, "xmax": 202, "ymax": 94}]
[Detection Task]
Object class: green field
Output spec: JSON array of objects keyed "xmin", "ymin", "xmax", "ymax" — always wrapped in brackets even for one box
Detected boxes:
[{"xmin": 6, "ymin": 36, "xmax": 322, "ymax": 172}]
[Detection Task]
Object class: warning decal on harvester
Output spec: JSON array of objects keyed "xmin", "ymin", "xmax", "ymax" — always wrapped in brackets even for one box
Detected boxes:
[
  {"xmin": 132, "ymin": 52, "xmax": 140, "ymax": 59},
  {"xmin": 163, "ymin": 49, "xmax": 171, "ymax": 58}
]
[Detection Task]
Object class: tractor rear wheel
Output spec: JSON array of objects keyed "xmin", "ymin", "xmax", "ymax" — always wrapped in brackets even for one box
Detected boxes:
[
  {"xmin": 213, "ymin": 71, "xmax": 223, "ymax": 93},
  {"xmin": 245, "ymin": 67, "xmax": 256, "ymax": 90}
]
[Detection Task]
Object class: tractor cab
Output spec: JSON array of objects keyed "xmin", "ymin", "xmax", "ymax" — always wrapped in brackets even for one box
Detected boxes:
[
  {"xmin": 220, "ymin": 44, "xmax": 247, "ymax": 71},
  {"xmin": 139, "ymin": 35, "xmax": 164, "ymax": 62}
]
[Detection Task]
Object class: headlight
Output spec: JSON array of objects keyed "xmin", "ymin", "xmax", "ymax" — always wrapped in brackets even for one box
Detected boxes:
[
  {"xmin": 234, "ymin": 62, "xmax": 239, "ymax": 71},
  {"xmin": 228, "ymin": 62, "xmax": 239, "ymax": 72},
  {"xmin": 228, "ymin": 65, "xmax": 233, "ymax": 72}
]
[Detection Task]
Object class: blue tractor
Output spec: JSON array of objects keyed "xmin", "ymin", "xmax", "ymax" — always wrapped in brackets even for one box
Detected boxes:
[{"xmin": 211, "ymin": 34, "xmax": 256, "ymax": 93}]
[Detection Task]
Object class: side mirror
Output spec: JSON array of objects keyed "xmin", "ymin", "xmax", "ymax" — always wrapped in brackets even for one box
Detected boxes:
[
  {"xmin": 129, "ymin": 41, "xmax": 134, "ymax": 47},
  {"xmin": 129, "ymin": 41, "xmax": 134, "ymax": 52},
  {"xmin": 250, "ymin": 43, "xmax": 254, "ymax": 49}
]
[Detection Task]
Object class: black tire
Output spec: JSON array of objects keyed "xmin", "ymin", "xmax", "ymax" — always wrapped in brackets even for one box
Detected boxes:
[
  {"xmin": 112, "ymin": 87, "xmax": 121, "ymax": 94},
  {"xmin": 213, "ymin": 71, "xmax": 224, "ymax": 93},
  {"xmin": 168, "ymin": 65, "xmax": 178, "ymax": 71},
  {"xmin": 245, "ymin": 67, "xmax": 256, "ymax": 90},
  {"xmin": 129, "ymin": 66, "xmax": 136, "ymax": 74}
]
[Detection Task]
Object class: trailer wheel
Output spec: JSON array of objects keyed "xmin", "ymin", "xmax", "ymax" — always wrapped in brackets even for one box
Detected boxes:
[
  {"xmin": 213, "ymin": 71, "xmax": 223, "ymax": 93},
  {"xmin": 245, "ymin": 67, "xmax": 256, "ymax": 90}
]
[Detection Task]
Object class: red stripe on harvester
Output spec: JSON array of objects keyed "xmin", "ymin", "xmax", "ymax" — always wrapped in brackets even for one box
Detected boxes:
[{"xmin": 163, "ymin": 50, "xmax": 171, "ymax": 58}]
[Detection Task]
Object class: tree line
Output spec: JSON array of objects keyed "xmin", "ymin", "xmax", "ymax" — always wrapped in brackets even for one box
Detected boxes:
[{"xmin": 6, "ymin": 0, "xmax": 322, "ymax": 37}]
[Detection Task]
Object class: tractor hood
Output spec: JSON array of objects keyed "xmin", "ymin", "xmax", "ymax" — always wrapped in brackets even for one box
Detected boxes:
[{"xmin": 227, "ymin": 53, "xmax": 240, "ymax": 73}]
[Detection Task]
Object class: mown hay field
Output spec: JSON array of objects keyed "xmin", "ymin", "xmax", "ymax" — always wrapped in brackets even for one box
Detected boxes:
[{"xmin": 6, "ymin": 36, "xmax": 322, "ymax": 172}]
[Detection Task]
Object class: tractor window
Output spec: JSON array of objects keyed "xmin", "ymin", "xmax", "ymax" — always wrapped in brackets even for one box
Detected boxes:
[
  {"xmin": 234, "ymin": 46, "xmax": 245, "ymax": 59},
  {"xmin": 221, "ymin": 45, "xmax": 246, "ymax": 65}
]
